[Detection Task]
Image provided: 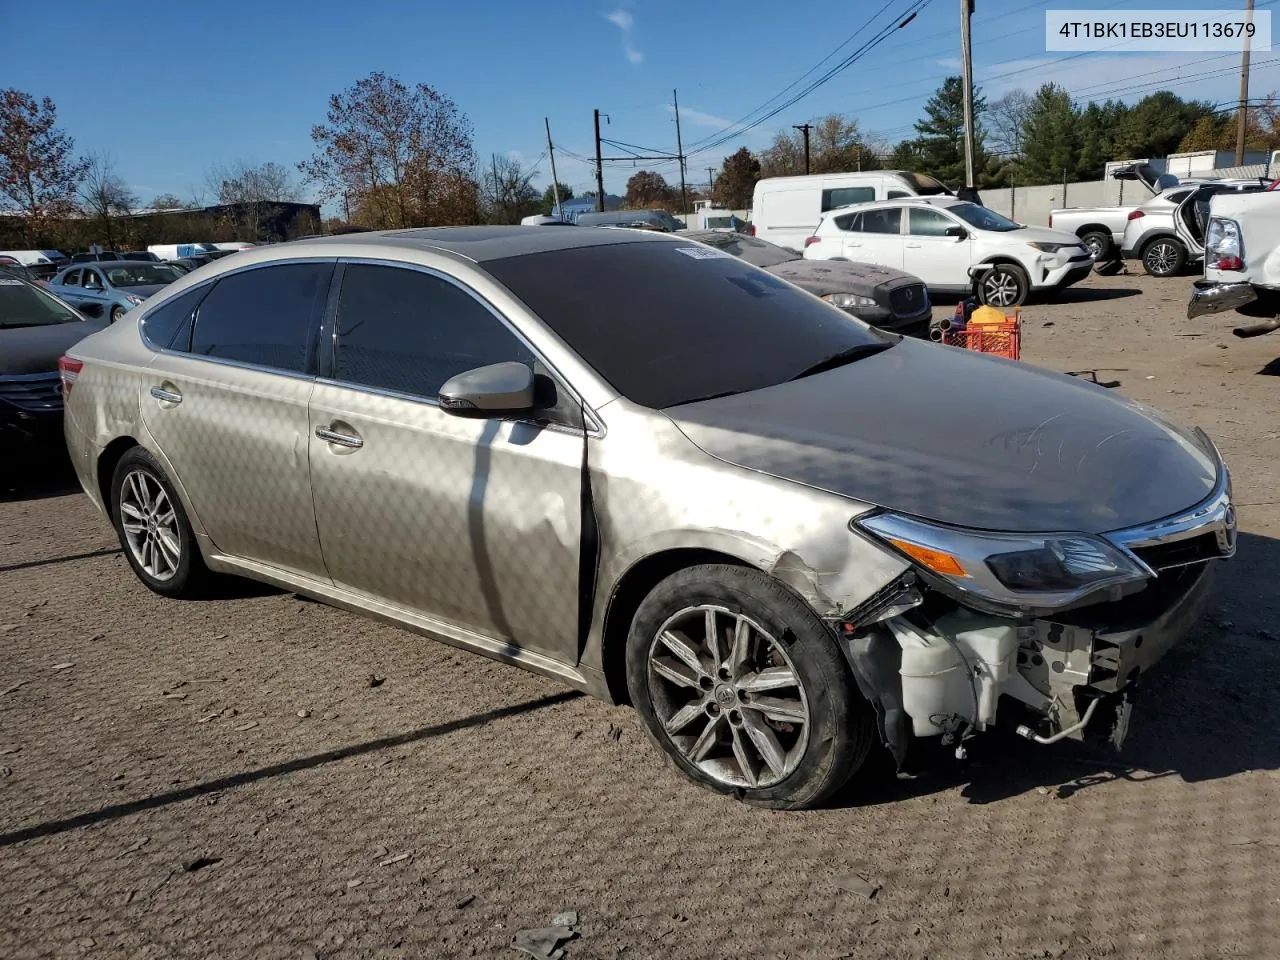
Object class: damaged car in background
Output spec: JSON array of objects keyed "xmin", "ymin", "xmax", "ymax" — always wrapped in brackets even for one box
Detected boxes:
[{"xmin": 61, "ymin": 226, "xmax": 1235, "ymax": 810}]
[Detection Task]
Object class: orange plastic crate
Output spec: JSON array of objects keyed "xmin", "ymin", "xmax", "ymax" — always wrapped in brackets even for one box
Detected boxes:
[{"xmin": 941, "ymin": 310, "xmax": 1021, "ymax": 360}]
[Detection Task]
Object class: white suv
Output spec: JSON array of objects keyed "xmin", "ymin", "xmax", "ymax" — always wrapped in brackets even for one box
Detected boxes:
[{"xmin": 803, "ymin": 197, "xmax": 1092, "ymax": 307}]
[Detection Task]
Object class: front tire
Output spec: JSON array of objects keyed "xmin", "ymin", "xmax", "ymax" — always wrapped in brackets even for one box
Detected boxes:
[
  {"xmin": 110, "ymin": 305, "xmax": 127, "ymax": 323},
  {"xmin": 625, "ymin": 564, "xmax": 873, "ymax": 810},
  {"xmin": 1141, "ymin": 237, "xmax": 1187, "ymax": 277},
  {"xmin": 109, "ymin": 447, "xmax": 213, "ymax": 598},
  {"xmin": 977, "ymin": 263, "xmax": 1029, "ymax": 308}
]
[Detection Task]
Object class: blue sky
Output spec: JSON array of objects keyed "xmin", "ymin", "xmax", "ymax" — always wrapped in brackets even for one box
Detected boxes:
[{"xmin": 4, "ymin": 0, "xmax": 1277, "ymax": 214}]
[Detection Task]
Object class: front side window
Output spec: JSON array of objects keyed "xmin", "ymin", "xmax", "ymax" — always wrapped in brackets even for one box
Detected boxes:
[
  {"xmin": 61, "ymin": 269, "xmax": 82, "ymax": 286},
  {"xmin": 908, "ymin": 208, "xmax": 958, "ymax": 237},
  {"xmin": 333, "ymin": 264, "xmax": 535, "ymax": 399},
  {"xmin": 190, "ymin": 262, "xmax": 332, "ymax": 374},
  {"xmin": 82, "ymin": 269, "xmax": 104, "ymax": 288},
  {"xmin": 141, "ymin": 285, "xmax": 209, "ymax": 351},
  {"xmin": 821, "ymin": 186, "xmax": 875, "ymax": 212},
  {"xmin": 861, "ymin": 207, "xmax": 902, "ymax": 234}
]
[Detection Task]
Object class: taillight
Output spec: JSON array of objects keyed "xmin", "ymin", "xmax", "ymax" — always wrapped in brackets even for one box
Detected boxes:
[
  {"xmin": 748, "ymin": 223, "xmax": 756, "ymax": 236},
  {"xmin": 805, "ymin": 236, "xmax": 820, "ymax": 247},
  {"xmin": 1127, "ymin": 210, "xmax": 1144, "ymax": 221},
  {"xmin": 1047, "ymin": 214, "xmax": 1053, "ymax": 228},
  {"xmin": 1216, "ymin": 255, "xmax": 1244, "ymax": 270},
  {"xmin": 58, "ymin": 355, "xmax": 83, "ymax": 396}
]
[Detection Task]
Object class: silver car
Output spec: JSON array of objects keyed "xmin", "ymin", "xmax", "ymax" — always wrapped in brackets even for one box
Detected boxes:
[{"xmin": 61, "ymin": 227, "xmax": 1235, "ymax": 809}]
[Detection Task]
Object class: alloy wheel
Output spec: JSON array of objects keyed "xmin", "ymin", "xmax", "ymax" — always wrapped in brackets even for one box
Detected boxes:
[
  {"xmin": 118, "ymin": 469, "xmax": 181, "ymax": 581},
  {"xmin": 1083, "ymin": 236, "xmax": 1103, "ymax": 258},
  {"xmin": 982, "ymin": 270, "xmax": 1020, "ymax": 307},
  {"xmin": 646, "ymin": 604, "xmax": 811, "ymax": 789},
  {"xmin": 1146, "ymin": 241, "xmax": 1179, "ymax": 275}
]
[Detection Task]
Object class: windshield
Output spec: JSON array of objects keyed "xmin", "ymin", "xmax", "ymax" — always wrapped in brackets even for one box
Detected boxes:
[
  {"xmin": 484, "ymin": 240, "xmax": 890, "ymax": 409},
  {"xmin": 690, "ymin": 232, "xmax": 797, "ymax": 268},
  {"xmin": 0, "ymin": 277, "xmax": 83, "ymax": 327},
  {"xmin": 901, "ymin": 172, "xmax": 952, "ymax": 195},
  {"xmin": 947, "ymin": 202, "xmax": 1021, "ymax": 232},
  {"xmin": 104, "ymin": 264, "xmax": 182, "ymax": 287}
]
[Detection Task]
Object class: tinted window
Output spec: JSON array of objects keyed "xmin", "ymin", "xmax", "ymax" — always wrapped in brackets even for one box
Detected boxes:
[
  {"xmin": 141, "ymin": 285, "xmax": 209, "ymax": 351},
  {"xmin": 821, "ymin": 186, "xmax": 875, "ymax": 211},
  {"xmin": 887, "ymin": 190, "xmax": 911, "ymax": 199},
  {"xmin": 83, "ymin": 269, "xmax": 104, "ymax": 288},
  {"xmin": 861, "ymin": 208, "xmax": 902, "ymax": 234},
  {"xmin": 61, "ymin": 269, "xmax": 82, "ymax": 286},
  {"xmin": 0, "ymin": 277, "xmax": 85, "ymax": 328},
  {"xmin": 833, "ymin": 212, "xmax": 861, "ymax": 232},
  {"xmin": 190, "ymin": 262, "xmax": 331, "ymax": 373},
  {"xmin": 908, "ymin": 208, "xmax": 956, "ymax": 236},
  {"xmin": 333, "ymin": 264, "xmax": 535, "ymax": 398},
  {"xmin": 484, "ymin": 241, "xmax": 889, "ymax": 409}
]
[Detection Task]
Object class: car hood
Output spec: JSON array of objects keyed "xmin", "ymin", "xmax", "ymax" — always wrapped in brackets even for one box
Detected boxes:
[
  {"xmin": 765, "ymin": 259, "xmax": 920, "ymax": 297},
  {"xmin": 0, "ymin": 320, "xmax": 107, "ymax": 375},
  {"xmin": 665, "ymin": 337, "xmax": 1218, "ymax": 535},
  {"xmin": 1002, "ymin": 225, "xmax": 1088, "ymax": 246}
]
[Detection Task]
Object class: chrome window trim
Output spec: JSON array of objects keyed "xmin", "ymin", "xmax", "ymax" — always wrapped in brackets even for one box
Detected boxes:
[
  {"xmin": 329, "ymin": 256, "xmax": 605, "ymax": 437},
  {"xmin": 154, "ymin": 349, "xmax": 318, "ymax": 385}
]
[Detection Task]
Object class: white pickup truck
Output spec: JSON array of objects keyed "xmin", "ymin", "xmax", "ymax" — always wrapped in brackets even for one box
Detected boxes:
[
  {"xmin": 1186, "ymin": 186, "xmax": 1280, "ymax": 339},
  {"xmin": 1048, "ymin": 163, "xmax": 1180, "ymax": 259}
]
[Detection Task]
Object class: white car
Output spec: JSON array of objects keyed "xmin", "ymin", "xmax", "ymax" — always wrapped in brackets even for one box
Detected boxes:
[{"xmin": 803, "ymin": 197, "xmax": 1093, "ymax": 307}]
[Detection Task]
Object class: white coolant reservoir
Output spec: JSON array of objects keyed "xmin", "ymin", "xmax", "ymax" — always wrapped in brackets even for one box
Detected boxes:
[
  {"xmin": 889, "ymin": 618, "xmax": 971, "ymax": 737},
  {"xmin": 931, "ymin": 610, "xmax": 1020, "ymax": 729}
]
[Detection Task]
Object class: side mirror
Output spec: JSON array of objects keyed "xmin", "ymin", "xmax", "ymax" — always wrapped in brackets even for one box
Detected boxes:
[
  {"xmin": 944, "ymin": 225, "xmax": 968, "ymax": 240},
  {"xmin": 438, "ymin": 361, "xmax": 536, "ymax": 417}
]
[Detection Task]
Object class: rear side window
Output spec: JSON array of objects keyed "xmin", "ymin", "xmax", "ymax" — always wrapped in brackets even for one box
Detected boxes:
[
  {"xmin": 190, "ymin": 262, "xmax": 332, "ymax": 374},
  {"xmin": 141, "ymin": 285, "xmax": 209, "ymax": 351},
  {"xmin": 332, "ymin": 264, "xmax": 535, "ymax": 399},
  {"xmin": 821, "ymin": 186, "xmax": 875, "ymax": 211},
  {"xmin": 861, "ymin": 207, "xmax": 902, "ymax": 234},
  {"xmin": 62, "ymin": 269, "xmax": 82, "ymax": 285}
]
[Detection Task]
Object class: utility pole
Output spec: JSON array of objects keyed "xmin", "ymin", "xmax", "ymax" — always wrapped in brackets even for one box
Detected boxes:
[
  {"xmin": 593, "ymin": 109, "xmax": 606, "ymax": 211},
  {"xmin": 706, "ymin": 167, "xmax": 715, "ymax": 193},
  {"xmin": 793, "ymin": 123, "xmax": 812, "ymax": 174},
  {"xmin": 960, "ymin": 0, "xmax": 977, "ymax": 189},
  {"xmin": 673, "ymin": 89, "xmax": 689, "ymax": 214},
  {"xmin": 1236, "ymin": 0, "xmax": 1256, "ymax": 165},
  {"xmin": 544, "ymin": 117, "xmax": 561, "ymax": 217}
]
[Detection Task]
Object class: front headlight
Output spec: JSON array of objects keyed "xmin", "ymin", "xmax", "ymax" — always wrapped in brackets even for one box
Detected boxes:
[
  {"xmin": 125, "ymin": 294, "xmax": 144, "ymax": 305},
  {"xmin": 855, "ymin": 511, "xmax": 1151, "ymax": 611},
  {"xmin": 1026, "ymin": 241, "xmax": 1072, "ymax": 253},
  {"xmin": 823, "ymin": 292, "xmax": 878, "ymax": 310}
]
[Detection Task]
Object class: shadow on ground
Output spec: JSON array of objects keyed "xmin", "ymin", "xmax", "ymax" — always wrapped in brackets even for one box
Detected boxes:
[
  {"xmin": 0, "ymin": 445, "xmax": 80, "ymax": 503},
  {"xmin": 831, "ymin": 530, "xmax": 1280, "ymax": 809},
  {"xmin": 1046, "ymin": 285, "xmax": 1143, "ymax": 304}
]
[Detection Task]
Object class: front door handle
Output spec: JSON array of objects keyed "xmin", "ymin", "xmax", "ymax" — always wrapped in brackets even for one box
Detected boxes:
[
  {"xmin": 149, "ymin": 385, "xmax": 182, "ymax": 404},
  {"xmin": 905, "ymin": 241, "xmax": 922, "ymax": 248},
  {"xmin": 315, "ymin": 425, "xmax": 363, "ymax": 449}
]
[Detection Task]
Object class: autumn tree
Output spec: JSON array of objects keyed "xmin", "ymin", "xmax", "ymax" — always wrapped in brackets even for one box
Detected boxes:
[
  {"xmin": 712, "ymin": 147, "xmax": 761, "ymax": 208},
  {"xmin": 79, "ymin": 153, "xmax": 137, "ymax": 249},
  {"xmin": 625, "ymin": 169, "xmax": 674, "ymax": 207},
  {"xmin": 482, "ymin": 155, "xmax": 540, "ymax": 223},
  {"xmin": 299, "ymin": 71, "xmax": 476, "ymax": 229},
  {"xmin": 987, "ymin": 90, "xmax": 1032, "ymax": 160},
  {"xmin": 0, "ymin": 90, "xmax": 88, "ymax": 241},
  {"xmin": 149, "ymin": 193, "xmax": 186, "ymax": 209},
  {"xmin": 759, "ymin": 113, "xmax": 878, "ymax": 177},
  {"xmin": 205, "ymin": 159, "xmax": 303, "ymax": 240}
]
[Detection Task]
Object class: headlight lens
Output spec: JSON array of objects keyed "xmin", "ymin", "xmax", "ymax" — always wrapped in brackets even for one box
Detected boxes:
[
  {"xmin": 855, "ymin": 512, "xmax": 1151, "ymax": 610},
  {"xmin": 1027, "ymin": 241, "xmax": 1071, "ymax": 253},
  {"xmin": 125, "ymin": 294, "xmax": 144, "ymax": 305},
  {"xmin": 823, "ymin": 292, "xmax": 878, "ymax": 310}
]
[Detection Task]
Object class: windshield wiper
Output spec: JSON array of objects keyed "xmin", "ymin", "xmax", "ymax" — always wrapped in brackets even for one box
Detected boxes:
[{"xmin": 788, "ymin": 342, "xmax": 894, "ymax": 381}]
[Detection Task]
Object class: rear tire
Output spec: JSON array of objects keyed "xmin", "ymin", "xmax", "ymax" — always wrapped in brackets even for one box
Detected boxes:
[
  {"xmin": 109, "ymin": 447, "xmax": 214, "ymax": 599},
  {"xmin": 625, "ymin": 564, "xmax": 873, "ymax": 810},
  {"xmin": 1141, "ymin": 237, "xmax": 1187, "ymax": 277},
  {"xmin": 1080, "ymin": 230, "xmax": 1112, "ymax": 260}
]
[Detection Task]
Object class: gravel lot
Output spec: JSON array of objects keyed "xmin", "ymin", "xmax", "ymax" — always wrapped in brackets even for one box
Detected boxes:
[{"xmin": 2, "ymin": 269, "xmax": 1278, "ymax": 960}]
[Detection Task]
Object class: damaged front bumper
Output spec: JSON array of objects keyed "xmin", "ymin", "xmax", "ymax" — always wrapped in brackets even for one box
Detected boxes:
[
  {"xmin": 1187, "ymin": 279, "xmax": 1258, "ymax": 319},
  {"xmin": 833, "ymin": 560, "xmax": 1217, "ymax": 770}
]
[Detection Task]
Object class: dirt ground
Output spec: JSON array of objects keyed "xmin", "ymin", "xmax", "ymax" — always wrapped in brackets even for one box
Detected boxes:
[{"xmin": 2, "ymin": 269, "xmax": 1278, "ymax": 960}]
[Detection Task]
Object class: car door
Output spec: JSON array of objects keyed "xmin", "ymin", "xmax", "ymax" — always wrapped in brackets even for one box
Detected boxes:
[
  {"xmin": 307, "ymin": 261, "xmax": 586, "ymax": 663},
  {"xmin": 52, "ymin": 269, "xmax": 83, "ymax": 306},
  {"xmin": 834, "ymin": 206, "xmax": 905, "ymax": 269},
  {"xmin": 902, "ymin": 206, "xmax": 974, "ymax": 289},
  {"xmin": 139, "ymin": 259, "xmax": 336, "ymax": 580},
  {"xmin": 80, "ymin": 267, "xmax": 112, "ymax": 315}
]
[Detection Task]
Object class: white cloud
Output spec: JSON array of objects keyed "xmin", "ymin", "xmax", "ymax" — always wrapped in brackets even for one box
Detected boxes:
[
  {"xmin": 936, "ymin": 57, "xmax": 962, "ymax": 70},
  {"xmin": 605, "ymin": 6, "xmax": 642, "ymax": 65},
  {"xmin": 665, "ymin": 104, "xmax": 734, "ymax": 130}
]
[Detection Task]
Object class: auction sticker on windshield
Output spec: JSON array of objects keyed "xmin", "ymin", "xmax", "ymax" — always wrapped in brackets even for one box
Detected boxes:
[
  {"xmin": 1046, "ymin": 9, "xmax": 1271, "ymax": 51},
  {"xmin": 675, "ymin": 246, "xmax": 734, "ymax": 260}
]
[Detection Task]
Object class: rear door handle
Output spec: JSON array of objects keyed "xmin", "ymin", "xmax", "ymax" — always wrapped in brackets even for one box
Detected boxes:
[
  {"xmin": 315, "ymin": 425, "xmax": 363, "ymax": 449},
  {"xmin": 905, "ymin": 242, "xmax": 922, "ymax": 248},
  {"xmin": 149, "ymin": 385, "xmax": 182, "ymax": 404}
]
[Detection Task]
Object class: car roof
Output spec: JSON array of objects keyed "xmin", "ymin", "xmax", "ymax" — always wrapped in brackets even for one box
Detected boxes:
[
  {"xmin": 279, "ymin": 224, "xmax": 674, "ymax": 262},
  {"xmin": 823, "ymin": 195, "xmax": 965, "ymax": 217}
]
